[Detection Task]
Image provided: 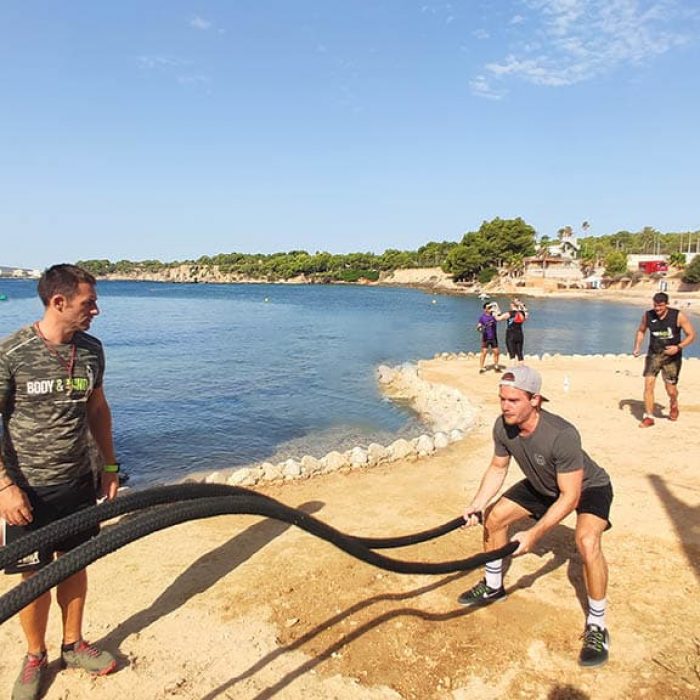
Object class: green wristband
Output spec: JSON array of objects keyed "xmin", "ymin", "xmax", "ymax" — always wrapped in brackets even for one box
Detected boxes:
[{"xmin": 103, "ymin": 463, "xmax": 121, "ymax": 474}]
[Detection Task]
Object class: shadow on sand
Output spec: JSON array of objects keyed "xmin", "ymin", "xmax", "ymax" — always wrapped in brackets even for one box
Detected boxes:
[
  {"xmin": 201, "ymin": 521, "xmax": 585, "ymax": 700},
  {"xmin": 548, "ymin": 684, "xmax": 590, "ymax": 699},
  {"xmin": 618, "ymin": 398, "xmax": 665, "ymax": 422},
  {"xmin": 648, "ymin": 474, "xmax": 699, "ymax": 583},
  {"xmin": 86, "ymin": 501, "xmax": 324, "ymax": 679}
]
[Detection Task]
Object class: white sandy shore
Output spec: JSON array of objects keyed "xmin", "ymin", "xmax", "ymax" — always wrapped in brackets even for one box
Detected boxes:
[{"xmin": 376, "ymin": 267, "xmax": 700, "ymax": 314}]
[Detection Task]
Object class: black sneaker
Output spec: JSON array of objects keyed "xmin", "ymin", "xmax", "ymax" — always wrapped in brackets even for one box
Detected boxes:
[
  {"xmin": 579, "ymin": 624, "xmax": 610, "ymax": 667},
  {"xmin": 457, "ymin": 578, "xmax": 506, "ymax": 607}
]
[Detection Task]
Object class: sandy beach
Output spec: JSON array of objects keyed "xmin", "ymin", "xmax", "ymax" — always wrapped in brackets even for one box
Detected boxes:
[
  {"xmin": 1, "ymin": 353, "xmax": 699, "ymax": 699},
  {"xmin": 375, "ymin": 266, "xmax": 700, "ymax": 311}
]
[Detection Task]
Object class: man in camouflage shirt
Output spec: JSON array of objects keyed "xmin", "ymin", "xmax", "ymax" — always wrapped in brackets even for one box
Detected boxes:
[{"xmin": 0, "ymin": 264, "xmax": 120, "ymax": 699}]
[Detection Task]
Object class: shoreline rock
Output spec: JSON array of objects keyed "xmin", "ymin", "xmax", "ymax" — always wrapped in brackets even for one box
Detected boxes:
[
  {"xmin": 185, "ymin": 351, "xmax": 698, "ymax": 490},
  {"xmin": 186, "ymin": 359, "xmax": 479, "ymax": 489}
]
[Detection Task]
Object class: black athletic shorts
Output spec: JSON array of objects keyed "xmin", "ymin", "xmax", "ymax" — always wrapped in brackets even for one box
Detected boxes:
[
  {"xmin": 3, "ymin": 472, "xmax": 99, "ymax": 574},
  {"xmin": 481, "ymin": 337, "xmax": 498, "ymax": 349},
  {"xmin": 502, "ymin": 479, "xmax": 613, "ymax": 530}
]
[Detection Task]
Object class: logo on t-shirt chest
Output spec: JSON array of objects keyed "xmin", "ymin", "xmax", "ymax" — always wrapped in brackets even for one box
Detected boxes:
[
  {"xmin": 534, "ymin": 453, "xmax": 546, "ymax": 467},
  {"xmin": 25, "ymin": 376, "xmax": 92, "ymax": 396}
]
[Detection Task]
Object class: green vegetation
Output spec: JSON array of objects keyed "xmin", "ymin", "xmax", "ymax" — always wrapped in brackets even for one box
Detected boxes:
[
  {"xmin": 78, "ymin": 242, "xmax": 458, "ymax": 283},
  {"xmin": 443, "ymin": 217, "xmax": 536, "ymax": 282},
  {"xmin": 668, "ymin": 252, "xmax": 686, "ymax": 268},
  {"xmin": 682, "ymin": 255, "xmax": 700, "ymax": 284},
  {"xmin": 578, "ymin": 226, "xmax": 698, "ymax": 266},
  {"xmin": 603, "ymin": 251, "xmax": 628, "ymax": 277},
  {"xmin": 77, "ymin": 222, "xmax": 700, "ymax": 285}
]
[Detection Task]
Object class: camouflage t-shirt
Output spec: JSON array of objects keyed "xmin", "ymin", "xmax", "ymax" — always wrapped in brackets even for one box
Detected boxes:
[{"xmin": 0, "ymin": 325, "xmax": 105, "ymax": 487}]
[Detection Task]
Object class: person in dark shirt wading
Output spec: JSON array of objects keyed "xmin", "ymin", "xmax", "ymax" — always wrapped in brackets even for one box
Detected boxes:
[
  {"xmin": 458, "ymin": 366, "xmax": 614, "ymax": 667},
  {"xmin": 0, "ymin": 264, "xmax": 120, "ymax": 700},
  {"xmin": 633, "ymin": 292, "xmax": 696, "ymax": 427}
]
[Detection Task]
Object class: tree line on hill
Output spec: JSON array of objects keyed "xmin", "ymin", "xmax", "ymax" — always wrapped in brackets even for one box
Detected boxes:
[{"xmin": 77, "ymin": 218, "xmax": 700, "ymax": 285}]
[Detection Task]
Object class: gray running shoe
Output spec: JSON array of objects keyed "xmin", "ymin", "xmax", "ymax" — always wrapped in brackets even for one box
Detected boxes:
[
  {"xmin": 457, "ymin": 578, "xmax": 506, "ymax": 607},
  {"xmin": 12, "ymin": 652, "xmax": 47, "ymax": 700},
  {"xmin": 579, "ymin": 624, "xmax": 610, "ymax": 667},
  {"xmin": 61, "ymin": 640, "xmax": 117, "ymax": 675}
]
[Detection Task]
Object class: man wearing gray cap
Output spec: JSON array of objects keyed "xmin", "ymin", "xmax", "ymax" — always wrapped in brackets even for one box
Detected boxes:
[{"xmin": 459, "ymin": 366, "xmax": 614, "ymax": 668}]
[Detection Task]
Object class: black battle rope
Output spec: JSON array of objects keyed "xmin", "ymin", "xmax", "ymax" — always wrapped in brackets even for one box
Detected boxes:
[
  {"xmin": 0, "ymin": 484, "xmax": 246, "ymax": 569},
  {"xmin": 0, "ymin": 484, "xmax": 467, "ymax": 569},
  {"xmin": 0, "ymin": 493, "xmax": 516, "ymax": 624}
]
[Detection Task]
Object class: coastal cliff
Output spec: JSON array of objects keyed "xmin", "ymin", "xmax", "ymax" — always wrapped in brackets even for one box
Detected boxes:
[
  {"xmin": 95, "ymin": 265, "xmax": 700, "ymax": 310},
  {"xmin": 98, "ymin": 264, "xmax": 463, "ymax": 291}
]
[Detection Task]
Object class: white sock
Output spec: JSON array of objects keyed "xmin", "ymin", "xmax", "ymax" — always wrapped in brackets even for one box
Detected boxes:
[
  {"xmin": 587, "ymin": 597, "xmax": 607, "ymax": 629},
  {"xmin": 485, "ymin": 559, "xmax": 503, "ymax": 590}
]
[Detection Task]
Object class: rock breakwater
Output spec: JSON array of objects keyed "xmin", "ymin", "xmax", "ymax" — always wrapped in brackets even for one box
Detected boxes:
[{"xmin": 196, "ymin": 361, "xmax": 478, "ymax": 488}]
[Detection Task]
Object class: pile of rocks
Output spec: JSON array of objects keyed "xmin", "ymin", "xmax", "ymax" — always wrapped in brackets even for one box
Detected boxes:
[{"xmin": 201, "ymin": 361, "xmax": 478, "ymax": 488}]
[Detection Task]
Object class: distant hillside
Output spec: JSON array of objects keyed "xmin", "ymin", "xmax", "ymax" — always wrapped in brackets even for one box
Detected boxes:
[{"xmin": 0, "ymin": 266, "xmax": 40, "ymax": 278}]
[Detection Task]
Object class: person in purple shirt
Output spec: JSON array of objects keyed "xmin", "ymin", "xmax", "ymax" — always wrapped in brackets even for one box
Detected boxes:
[{"xmin": 477, "ymin": 303, "xmax": 502, "ymax": 374}]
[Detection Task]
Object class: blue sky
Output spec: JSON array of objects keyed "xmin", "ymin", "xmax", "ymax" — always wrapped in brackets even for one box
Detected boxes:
[{"xmin": 2, "ymin": 1, "xmax": 699, "ymax": 269}]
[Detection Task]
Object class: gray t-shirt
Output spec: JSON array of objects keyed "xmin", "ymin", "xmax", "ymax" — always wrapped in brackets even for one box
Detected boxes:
[
  {"xmin": 493, "ymin": 409, "xmax": 610, "ymax": 498},
  {"xmin": 0, "ymin": 325, "xmax": 104, "ymax": 487}
]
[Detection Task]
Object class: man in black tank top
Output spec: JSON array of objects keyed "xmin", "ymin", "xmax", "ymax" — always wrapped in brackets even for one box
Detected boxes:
[{"xmin": 633, "ymin": 292, "xmax": 696, "ymax": 427}]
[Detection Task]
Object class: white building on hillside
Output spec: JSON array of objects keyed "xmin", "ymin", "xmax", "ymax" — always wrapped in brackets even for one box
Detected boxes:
[{"xmin": 547, "ymin": 230, "xmax": 580, "ymax": 259}]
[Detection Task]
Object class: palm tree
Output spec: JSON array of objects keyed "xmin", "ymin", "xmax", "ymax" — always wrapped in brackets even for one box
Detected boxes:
[
  {"xmin": 537, "ymin": 237, "xmax": 551, "ymax": 277},
  {"xmin": 505, "ymin": 253, "xmax": 524, "ymax": 278}
]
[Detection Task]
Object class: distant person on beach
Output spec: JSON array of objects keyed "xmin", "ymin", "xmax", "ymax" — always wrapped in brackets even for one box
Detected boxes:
[
  {"xmin": 477, "ymin": 303, "xmax": 502, "ymax": 373},
  {"xmin": 633, "ymin": 291, "xmax": 696, "ymax": 428},
  {"xmin": 458, "ymin": 366, "xmax": 614, "ymax": 668},
  {"xmin": 0, "ymin": 264, "xmax": 120, "ymax": 700},
  {"xmin": 496, "ymin": 298, "xmax": 529, "ymax": 364}
]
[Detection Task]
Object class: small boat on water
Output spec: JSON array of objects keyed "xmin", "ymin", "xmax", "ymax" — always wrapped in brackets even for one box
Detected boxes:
[
  {"xmin": 478, "ymin": 292, "xmax": 490, "ymax": 300},
  {"xmin": 0, "ymin": 293, "xmax": 8, "ymax": 302}
]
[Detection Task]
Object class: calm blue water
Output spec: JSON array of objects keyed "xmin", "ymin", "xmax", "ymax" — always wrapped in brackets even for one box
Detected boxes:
[{"xmin": 1, "ymin": 279, "xmax": 695, "ymax": 485}]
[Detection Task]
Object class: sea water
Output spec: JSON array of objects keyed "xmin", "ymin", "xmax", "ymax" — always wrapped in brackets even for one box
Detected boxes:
[{"xmin": 1, "ymin": 279, "xmax": 694, "ymax": 485}]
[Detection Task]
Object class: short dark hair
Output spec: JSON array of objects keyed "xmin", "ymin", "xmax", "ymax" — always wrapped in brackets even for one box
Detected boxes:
[
  {"xmin": 37, "ymin": 264, "xmax": 96, "ymax": 307},
  {"xmin": 652, "ymin": 292, "xmax": 669, "ymax": 304}
]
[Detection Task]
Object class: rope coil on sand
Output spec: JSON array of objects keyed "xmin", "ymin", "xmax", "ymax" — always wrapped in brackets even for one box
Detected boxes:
[{"xmin": 0, "ymin": 484, "xmax": 516, "ymax": 625}]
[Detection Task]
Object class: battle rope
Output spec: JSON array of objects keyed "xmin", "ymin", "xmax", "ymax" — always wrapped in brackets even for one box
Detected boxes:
[
  {"xmin": 0, "ymin": 484, "xmax": 467, "ymax": 569},
  {"xmin": 0, "ymin": 488, "xmax": 516, "ymax": 625},
  {"xmin": 0, "ymin": 484, "xmax": 246, "ymax": 569}
]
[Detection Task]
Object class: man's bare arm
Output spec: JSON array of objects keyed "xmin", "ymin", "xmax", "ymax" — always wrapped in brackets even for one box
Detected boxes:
[{"xmin": 463, "ymin": 454, "xmax": 510, "ymax": 525}]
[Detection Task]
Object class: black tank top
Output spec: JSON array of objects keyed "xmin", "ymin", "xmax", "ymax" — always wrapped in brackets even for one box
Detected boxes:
[
  {"xmin": 506, "ymin": 309, "xmax": 524, "ymax": 335},
  {"xmin": 646, "ymin": 307, "xmax": 682, "ymax": 353}
]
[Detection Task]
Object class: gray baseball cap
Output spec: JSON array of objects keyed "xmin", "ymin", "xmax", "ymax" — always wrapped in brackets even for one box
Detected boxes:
[{"xmin": 499, "ymin": 366, "xmax": 549, "ymax": 401}]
